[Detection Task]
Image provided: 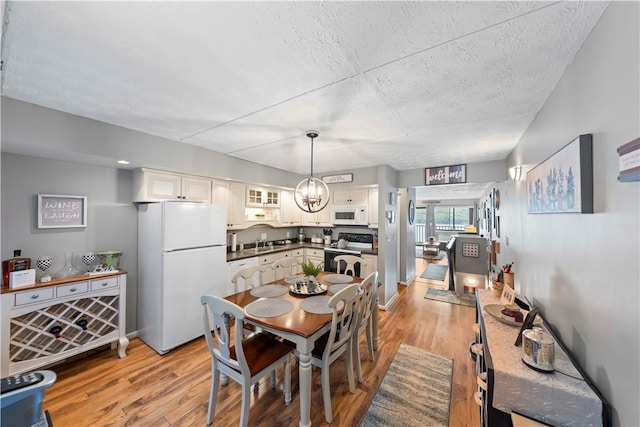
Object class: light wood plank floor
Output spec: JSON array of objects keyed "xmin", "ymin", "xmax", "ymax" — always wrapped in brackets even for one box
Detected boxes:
[{"xmin": 42, "ymin": 255, "xmax": 480, "ymax": 426}]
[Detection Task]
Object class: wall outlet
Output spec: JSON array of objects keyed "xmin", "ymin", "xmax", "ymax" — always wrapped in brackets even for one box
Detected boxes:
[
  {"xmin": 505, "ymin": 236, "xmax": 510, "ymax": 246},
  {"xmin": 261, "ymin": 233, "xmax": 267, "ymax": 240},
  {"xmin": 286, "ymin": 231, "xmax": 290, "ymax": 238}
]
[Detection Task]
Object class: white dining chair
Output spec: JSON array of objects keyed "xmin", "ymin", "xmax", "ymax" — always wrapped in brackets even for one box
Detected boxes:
[
  {"xmin": 310, "ymin": 283, "xmax": 360, "ymax": 423},
  {"xmin": 353, "ymin": 271, "xmax": 378, "ymax": 383},
  {"xmin": 201, "ymin": 295, "xmax": 293, "ymax": 427},
  {"xmin": 230, "ymin": 264, "xmax": 276, "ymax": 388},
  {"xmin": 272, "ymin": 257, "xmax": 301, "ymax": 278},
  {"xmin": 334, "ymin": 254, "xmax": 367, "ymax": 277},
  {"xmin": 231, "ymin": 265, "xmax": 267, "ymax": 293}
]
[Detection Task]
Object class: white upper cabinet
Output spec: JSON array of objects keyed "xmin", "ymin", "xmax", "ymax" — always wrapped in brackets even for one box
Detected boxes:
[
  {"xmin": 279, "ymin": 189, "xmax": 302, "ymax": 226},
  {"xmin": 133, "ymin": 168, "xmax": 211, "ymax": 203},
  {"xmin": 332, "ymin": 188, "xmax": 368, "ymax": 205},
  {"xmin": 368, "ymin": 187, "xmax": 379, "ymax": 228},
  {"xmin": 246, "ymin": 186, "xmax": 280, "ymax": 208},
  {"xmin": 211, "ymin": 180, "xmax": 246, "ymax": 229},
  {"xmin": 301, "ymin": 205, "xmax": 332, "ymax": 226}
]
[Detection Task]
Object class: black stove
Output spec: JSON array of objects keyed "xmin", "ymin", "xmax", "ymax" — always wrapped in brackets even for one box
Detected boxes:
[{"xmin": 323, "ymin": 233, "xmax": 373, "ymax": 275}]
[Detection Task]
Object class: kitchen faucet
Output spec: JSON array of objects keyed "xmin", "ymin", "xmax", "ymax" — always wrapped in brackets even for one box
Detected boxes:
[{"xmin": 255, "ymin": 238, "xmax": 262, "ymax": 249}]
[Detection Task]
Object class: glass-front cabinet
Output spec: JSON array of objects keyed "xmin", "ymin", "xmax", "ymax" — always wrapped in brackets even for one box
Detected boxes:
[{"xmin": 246, "ymin": 186, "xmax": 280, "ymax": 208}]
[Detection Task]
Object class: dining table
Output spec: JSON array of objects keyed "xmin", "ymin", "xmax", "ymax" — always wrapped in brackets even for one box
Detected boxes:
[{"xmin": 225, "ymin": 271, "xmax": 378, "ymax": 427}]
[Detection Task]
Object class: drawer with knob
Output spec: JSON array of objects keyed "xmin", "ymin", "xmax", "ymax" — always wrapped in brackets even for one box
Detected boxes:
[
  {"xmin": 14, "ymin": 288, "xmax": 55, "ymax": 306},
  {"xmin": 56, "ymin": 282, "xmax": 89, "ymax": 298},
  {"xmin": 90, "ymin": 277, "xmax": 118, "ymax": 291}
]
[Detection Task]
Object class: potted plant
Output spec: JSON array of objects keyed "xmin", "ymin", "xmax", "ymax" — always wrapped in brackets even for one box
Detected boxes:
[{"xmin": 301, "ymin": 259, "xmax": 323, "ymax": 282}]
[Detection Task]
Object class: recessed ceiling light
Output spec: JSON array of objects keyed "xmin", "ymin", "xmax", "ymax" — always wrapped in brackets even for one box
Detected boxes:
[{"xmin": 117, "ymin": 160, "xmax": 130, "ymax": 165}]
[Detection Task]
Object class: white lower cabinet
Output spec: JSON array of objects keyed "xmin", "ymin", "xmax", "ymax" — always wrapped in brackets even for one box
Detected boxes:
[
  {"xmin": 304, "ymin": 248, "xmax": 324, "ymax": 268},
  {"xmin": 361, "ymin": 254, "xmax": 378, "ymax": 279},
  {"xmin": 271, "ymin": 249, "xmax": 304, "ymax": 281},
  {"xmin": 0, "ymin": 273, "xmax": 129, "ymax": 376},
  {"xmin": 257, "ymin": 251, "xmax": 287, "ymax": 284}
]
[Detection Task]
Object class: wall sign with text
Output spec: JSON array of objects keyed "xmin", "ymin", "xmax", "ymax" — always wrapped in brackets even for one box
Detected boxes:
[
  {"xmin": 38, "ymin": 194, "xmax": 88, "ymax": 228},
  {"xmin": 424, "ymin": 164, "xmax": 467, "ymax": 186}
]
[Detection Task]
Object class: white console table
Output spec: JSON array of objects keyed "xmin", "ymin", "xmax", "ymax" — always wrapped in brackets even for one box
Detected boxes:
[{"xmin": 1, "ymin": 272, "xmax": 128, "ymax": 376}]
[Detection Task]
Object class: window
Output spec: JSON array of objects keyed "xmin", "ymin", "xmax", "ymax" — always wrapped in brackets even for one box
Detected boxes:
[{"xmin": 434, "ymin": 206, "xmax": 473, "ymax": 231}]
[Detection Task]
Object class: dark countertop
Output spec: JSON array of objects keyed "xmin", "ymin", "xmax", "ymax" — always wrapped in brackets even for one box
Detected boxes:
[{"xmin": 226, "ymin": 242, "xmax": 377, "ymax": 262}]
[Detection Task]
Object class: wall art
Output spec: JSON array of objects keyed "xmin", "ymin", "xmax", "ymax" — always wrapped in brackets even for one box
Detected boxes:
[
  {"xmin": 526, "ymin": 134, "xmax": 593, "ymax": 214},
  {"xmin": 617, "ymin": 137, "xmax": 640, "ymax": 182},
  {"xmin": 38, "ymin": 194, "xmax": 88, "ymax": 228},
  {"xmin": 424, "ymin": 164, "xmax": 466, "ymax": 186}
]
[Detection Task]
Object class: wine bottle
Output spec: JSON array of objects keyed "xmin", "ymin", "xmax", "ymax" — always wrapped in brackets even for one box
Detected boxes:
[{"xmin": 2, "ymin": 249, "xmax": 32, "ymax": 287}]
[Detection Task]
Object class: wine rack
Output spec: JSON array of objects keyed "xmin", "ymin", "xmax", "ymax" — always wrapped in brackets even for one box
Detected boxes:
[{"xmin": 1, "ymin": 273, "xmax": 128, "ymax": 376}]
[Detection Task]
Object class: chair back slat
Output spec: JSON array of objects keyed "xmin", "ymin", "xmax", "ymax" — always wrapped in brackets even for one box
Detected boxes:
[
  {"xmin": 201, "ymin": 295, "xmax": 248, "ymax": 373},
  {"xmin": 358, "ymin": 271, "xmax": 378, "ymax": 326},
  {"xmin": 325, "ymin": 284, "xmax": 360, "ymax": 357},
  {"xmin": 334, "ymin": 255, "xmax": 367, "ymax": 277},
  {"xmin": 232, "ymin": 265, "xmax": 266, "ymax": 292},
  {"xmin": 272, "ymin": 257, "xmax": 301, "ymax": 277}
]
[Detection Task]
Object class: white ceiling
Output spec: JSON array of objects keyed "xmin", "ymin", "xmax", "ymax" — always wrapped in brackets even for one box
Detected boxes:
[{"xmin": 1, "ymin": 1, "xmax": 607, "ymax": 186}]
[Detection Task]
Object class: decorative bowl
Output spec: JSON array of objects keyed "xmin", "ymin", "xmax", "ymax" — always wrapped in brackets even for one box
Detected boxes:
[{"xmin": 97, "ymin": 251, "xmax": 123, "ymax": 269}]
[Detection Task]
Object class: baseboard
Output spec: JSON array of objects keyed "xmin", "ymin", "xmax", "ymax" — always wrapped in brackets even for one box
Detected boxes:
[
  {"xmin": 399, "ymin": 272, "xmax": 417, "ymax": 286},
  {"xmin": 378, "ymin": 291, "xmax": 399, "ymax": 311}
]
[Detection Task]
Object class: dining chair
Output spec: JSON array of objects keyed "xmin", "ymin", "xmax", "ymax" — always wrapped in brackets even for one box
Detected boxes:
[
  {"xmin": 353, "ymin": 271, "xmax": 379, "ymax": 383},
  {"xmin": 334, "ymin": 254, "xmax": 367, "ymax": 277},
  {"xmin": 201, "ymin": 295, "xmax": 293, "ymax": 427},
  {"xmin": 231, "ymin": 265, "xmax": 267, "ymax": 293},
  {"xmin": 310, "ymin": 283, "xmax": 360, "ymax": 423},
  {"xmin": 272, "ymin": 257, "xmax": 301, "ymax": 278},
  {"xmin": 229, "ymin": 264, "xmax": 278, "ymax": 388}
]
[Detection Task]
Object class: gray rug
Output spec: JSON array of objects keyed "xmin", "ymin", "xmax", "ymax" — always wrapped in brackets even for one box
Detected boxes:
[
  {"xmin": 361, "ymin": 344, "xmax": 452, "ymax": 426},
  {"xmin": 420, "ymin": 264, "xmax": 448, "ymax": 281},
  {"xmin": 424, "ymin": 287, "xmax": 476, "ymax": 307}
]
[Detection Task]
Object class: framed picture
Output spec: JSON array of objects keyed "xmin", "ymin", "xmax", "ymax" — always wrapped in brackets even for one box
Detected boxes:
[
  {"xmin": 38, "ymin": 194, "xmax": 88, "ymax": 228},
  {"xmin": 527, "ymin": 134, "xmax": 593, "ymax": 214},
  {"xmin": 425, "ymin": 164, "xmax": 466, "ymax": 186}
]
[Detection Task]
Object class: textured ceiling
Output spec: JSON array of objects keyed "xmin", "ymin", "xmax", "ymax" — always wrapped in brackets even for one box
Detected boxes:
[{"xmin": 1, "ymin": 1, "xmax": 608, "ymax": 183}]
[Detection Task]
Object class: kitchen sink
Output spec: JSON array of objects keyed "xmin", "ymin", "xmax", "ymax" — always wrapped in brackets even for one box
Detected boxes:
[{"xmin": 243, "ymin": 246, "xmax": 276, "ymax": 255}]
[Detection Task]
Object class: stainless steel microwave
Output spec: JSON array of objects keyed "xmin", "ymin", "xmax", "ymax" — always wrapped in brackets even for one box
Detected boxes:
[{"xmin": 332, "ymin": 205, "xmax": 368, "ymax": 225}]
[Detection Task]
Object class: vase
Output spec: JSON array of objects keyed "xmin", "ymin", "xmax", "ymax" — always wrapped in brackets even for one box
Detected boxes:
[
  {"xmin": 504, "ymin": 272, "xmax": 515, "ymax": 289},
  {"xmin": 54, "ymin": 252, "xmax": 81, "ymax": 279}
]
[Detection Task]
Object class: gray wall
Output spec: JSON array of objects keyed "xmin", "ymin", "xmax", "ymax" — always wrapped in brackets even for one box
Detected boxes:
[
  {"xmin": 377, "ymin": 164, "xmax": 399, "ymax": 306},
  {"xmin": 500, "ymin": 3, "xmax": 639, "ymax": 425},
  {"xmin": 1, "ymin": 153, "xmax": 139, "ymax": 332},
  {"xmin": 398, "ymin": 187, "xmax": 416, "ymax": 284},
  {"xmin": 1, "ymin": 97, "xmax": 302, "ymax": 188}
]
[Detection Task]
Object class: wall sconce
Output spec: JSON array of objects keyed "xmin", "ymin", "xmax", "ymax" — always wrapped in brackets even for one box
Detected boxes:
[{"xmin": 509, "ymin": 166, "xmax": 522, "ymax": 181}]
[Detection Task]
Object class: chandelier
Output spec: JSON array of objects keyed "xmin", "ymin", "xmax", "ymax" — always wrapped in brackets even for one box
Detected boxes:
[{"xmin": 294, "ymin": 131, "xmax": 330, "ymax": 213}]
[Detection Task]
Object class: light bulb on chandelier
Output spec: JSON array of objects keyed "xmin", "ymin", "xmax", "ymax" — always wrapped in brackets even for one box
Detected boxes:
[{"xmin": 294, "ymin": 131, "xmax": 330, "ymax": 213}]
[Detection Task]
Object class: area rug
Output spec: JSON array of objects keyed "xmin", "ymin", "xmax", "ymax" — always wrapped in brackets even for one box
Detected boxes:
[
  {"xmin": 420, "ymin": 263, "xmax": 448, "ymax": 281},
  {"xmin": 424, "ymin": 287, "xmax": 476, "ymax": 307},
  {"xmin": 360, "ymin": 344, "xmax": 452, "ymax": 427}
]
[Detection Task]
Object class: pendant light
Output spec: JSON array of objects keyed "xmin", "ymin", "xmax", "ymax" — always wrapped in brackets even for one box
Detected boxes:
[{"xmin": 294, "ymin": 130, "xmax": 330, "ymax": 213}]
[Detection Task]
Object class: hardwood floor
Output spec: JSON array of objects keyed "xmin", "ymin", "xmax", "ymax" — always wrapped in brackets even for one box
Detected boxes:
[{"xmin": 42, "ymin": 256, "xmax": 480, "ymax": 426}]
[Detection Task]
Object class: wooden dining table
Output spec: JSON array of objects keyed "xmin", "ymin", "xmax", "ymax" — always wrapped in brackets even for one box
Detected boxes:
[{"xmin": 225, "ymin": 271, "xmax": 378, "ymax": 427}]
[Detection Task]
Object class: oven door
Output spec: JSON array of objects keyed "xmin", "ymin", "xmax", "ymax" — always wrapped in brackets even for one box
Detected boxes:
[{"xmin": 324, "ymin": 249, "xmax": 361, "ymax": 277}]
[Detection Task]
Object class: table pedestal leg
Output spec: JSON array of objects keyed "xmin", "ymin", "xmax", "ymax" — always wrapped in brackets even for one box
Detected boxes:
[{"xmin": 298, "ymin": 351, "xmax": 312, "ymax": 427}]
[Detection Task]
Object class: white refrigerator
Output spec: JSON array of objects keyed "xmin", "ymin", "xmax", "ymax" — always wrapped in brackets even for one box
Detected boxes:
[{"xmin": 137, "ymin": 202, "xmax": 227, "ymax": 355}]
